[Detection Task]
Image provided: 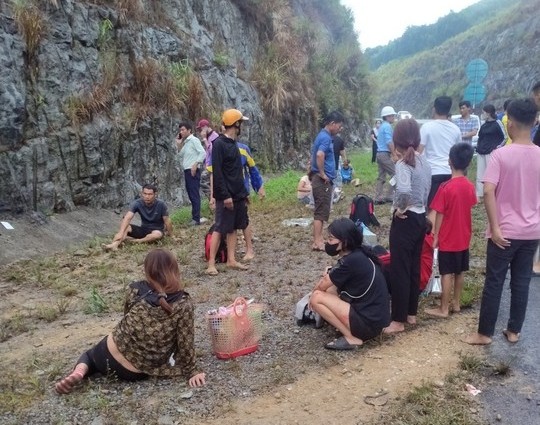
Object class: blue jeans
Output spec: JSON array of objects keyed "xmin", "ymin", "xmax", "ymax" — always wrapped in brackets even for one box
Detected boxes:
[{"xmin": 478, "ymin": 238, "xmax": 539, "ymax": 336}]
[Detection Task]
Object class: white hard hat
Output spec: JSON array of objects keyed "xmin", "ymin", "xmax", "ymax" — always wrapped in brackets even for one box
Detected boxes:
[{"xmin": 380, "ymin": 106, "xmax": 396, "ymax": 117}]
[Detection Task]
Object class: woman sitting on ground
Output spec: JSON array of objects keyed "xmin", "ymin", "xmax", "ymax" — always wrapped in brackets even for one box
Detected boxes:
[
  {"xmin": 55, "ymin": 248, "xmax": 206, "ymax": 394},
  {"xmin": 309, "ymin": 217, "xmax": 390, "ymax": 350}
]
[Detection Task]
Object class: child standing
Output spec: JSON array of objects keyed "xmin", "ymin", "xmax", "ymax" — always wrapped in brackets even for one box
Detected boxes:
[
  {"xmin": 425, "ymin": 143, "xmax": 477, "ymax": 318},
  {"xmin": 340, "ymin": 159, "xmax": 354, "ymax": 184},
  {"xmin": 464, "ymin": 99, "xmax": 540, "ymax": 345}
]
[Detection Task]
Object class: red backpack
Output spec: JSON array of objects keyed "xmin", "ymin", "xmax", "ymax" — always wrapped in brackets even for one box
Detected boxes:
[{"xmin": 205, "ymin": 224, "xmax": 227, "ymax": 263}]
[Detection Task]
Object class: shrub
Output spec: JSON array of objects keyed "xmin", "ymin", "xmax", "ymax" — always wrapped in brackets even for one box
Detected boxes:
[{"xmin": 12, "ymin": 0, "xmax": 46, "ymax": 58}]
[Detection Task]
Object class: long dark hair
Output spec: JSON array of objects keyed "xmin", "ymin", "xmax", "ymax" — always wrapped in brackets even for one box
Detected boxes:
[
  {"xmin": 143, "ymin": 249, "xmax": 182, "ymax": 314},
  {"xmin": 327, "ymin": 218, "xmax": 381, "ymax": 265},
  {"xmin": 392, "ymin": 118, "xmax": 421, "ymax": 167},
  {"xmin": 482, "ymin": 104, "xmax": 497, "ymax": 120}
]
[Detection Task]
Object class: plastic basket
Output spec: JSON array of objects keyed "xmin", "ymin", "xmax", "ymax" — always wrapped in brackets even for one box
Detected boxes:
[{"xmin": 206, "ymin": 297, "xmax": 264, "ymax": 360}]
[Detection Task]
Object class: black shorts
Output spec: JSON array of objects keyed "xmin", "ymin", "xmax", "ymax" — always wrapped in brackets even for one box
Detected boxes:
[
  {"xmin": 438, "ymin": 249, "xmax": 470, "ymax": 275},
  {"xmin": 78, "ymin": 336, "xmax": 148, "ymax": 381},
  {"xmin": 128, "ymin": 225, "xmax": 162, "ymax": 239},
  {"xmin": 349, "ymin": 311, "xmax": 383, "ymax": 342},
  {"xmin": 214, "ymin": 198, "xmax": 249, "ymax": 234}
]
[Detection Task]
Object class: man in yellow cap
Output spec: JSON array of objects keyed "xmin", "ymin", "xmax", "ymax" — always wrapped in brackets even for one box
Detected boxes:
[{"xmin": 205, "ymin": 109, "xmax": 250, "ymax": 275}]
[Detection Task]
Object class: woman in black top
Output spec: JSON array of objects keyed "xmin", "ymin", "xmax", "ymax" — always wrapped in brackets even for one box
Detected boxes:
[
  {"xmin": 476, "ymin": 104, "xmax": 505, "ymax": 199},
  {"xmin": 309, "ymin": 218, "xmax": 390, "ymax": 350}
]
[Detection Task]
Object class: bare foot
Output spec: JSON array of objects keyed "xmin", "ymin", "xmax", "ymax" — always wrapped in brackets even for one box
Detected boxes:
[
  {"xmin": 242, "ymin": 253, "xmax": 255, "ymax": 262},
  {"xmin": 101, "ymin": 242, "xmax": 119, "ymax": 252},
  {"xmin": 425, "ymin": 308, "xmax": 449, "ymax": 318},
  {"xmin": 407, "ymin": 315, "xmax": 417, "ymax": 325},
  {"xmin": 226, "ymin": 262, "xmax": 248, "ymax": 271},
  {"xmin": 502, "ymin": 329, "xmax": 520, "ymax": 343},
  {"xmin": 383, "ymin": 321, "xmax": 405, "ymax": 334},
  {"xmin": 450, "ymin": 303, "xmax": 461, "ymax": 314},
  {"xmin": 463, "ymin": 333, "xmax": 492, "ymax": 345},
  {"xmin": 205, "ymin": 266, "xmax": 218, "ymax": 276}
]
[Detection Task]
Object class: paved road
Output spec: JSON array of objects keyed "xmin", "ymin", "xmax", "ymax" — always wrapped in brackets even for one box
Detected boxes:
[{"xmin": 480, "ymin": 273, "xmax": 540, "ymax": 424}]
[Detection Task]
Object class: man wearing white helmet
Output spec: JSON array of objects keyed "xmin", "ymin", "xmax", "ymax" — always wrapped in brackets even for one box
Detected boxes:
[
  {"xmin": 374, "ymin": 106, "xmax": 397, "ymax": 204},
  {"xmin": 205, "ymin": 109, "xmax": 250, "ymax": 275}
]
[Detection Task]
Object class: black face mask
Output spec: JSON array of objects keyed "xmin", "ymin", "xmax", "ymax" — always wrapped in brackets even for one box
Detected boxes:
[{"xmin": 325, "ymin": 242, "xmax": 341, "ymax": 257}]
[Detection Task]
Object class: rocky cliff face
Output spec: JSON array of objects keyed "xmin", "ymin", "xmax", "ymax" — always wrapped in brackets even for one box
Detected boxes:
[
  {"xmin": 1, "ymin": 0, "xmax": 366, "ymax": 214},
  {"xmin": 0, "ymin": 0, "xmax": 267, "ymax": 213}
]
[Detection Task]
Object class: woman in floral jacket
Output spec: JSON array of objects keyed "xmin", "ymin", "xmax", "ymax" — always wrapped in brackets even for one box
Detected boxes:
[{"xmin": 55, "ymin": 249, "xmax": 206, "ymax": 394}]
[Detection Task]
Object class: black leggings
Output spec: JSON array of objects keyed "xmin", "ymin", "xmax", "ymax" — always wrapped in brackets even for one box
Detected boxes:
[{"xmin": 77, "ymin": 336, "xmax": 148, "ymax": 382}]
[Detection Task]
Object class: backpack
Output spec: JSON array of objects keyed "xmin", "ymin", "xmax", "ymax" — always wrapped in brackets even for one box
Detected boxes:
[
  {"xmin": 349, "ymin": 194, "xmax": 380, "ymax": 228},
  {"xmin": 205, "ymin": 224, "xmax": 227, "ymax": 263}
]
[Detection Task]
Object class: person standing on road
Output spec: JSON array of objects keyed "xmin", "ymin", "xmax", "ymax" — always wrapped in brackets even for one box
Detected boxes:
[
  {"xmin": 310, "ymin": 111, "xmax": 344, "ymax": 251},
  {"xmin": 418, "ymin": 96, "xmax": 461, "ymax": 208},
  {"xmin": 453, "ymin": 100, "xmax": 478, "ymax": 145},
  {"xmin": 475, "ymin": 104, "xmax": 505, "ymax": 200},
  {"xmin": 464, "ymin": 98, "xmax": 540, "ymax": 345},
  {"xmin": 374, "ymin": 106, "xmax": 397, "ymax": 205},
  {"xmin": 384, "ymin": 119, "xmax": 431, "ymax": 334},
  {"xmin": 176, "ymin": 122, "xmax": 206, "ymax": 226},
  {"xmin": 205, "ymin": 109, "xmax": 251, "ymax": 276}
]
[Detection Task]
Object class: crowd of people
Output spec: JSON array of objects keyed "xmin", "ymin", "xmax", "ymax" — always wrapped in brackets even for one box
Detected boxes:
[{"xmin": 57, "ymin": 85, "xmax": 540, "ymax": 393}]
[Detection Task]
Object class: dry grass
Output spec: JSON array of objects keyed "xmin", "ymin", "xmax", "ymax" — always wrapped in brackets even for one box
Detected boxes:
[{"xmin": 12, "ymin": 0, "xmax": 46, "ymax": 58}]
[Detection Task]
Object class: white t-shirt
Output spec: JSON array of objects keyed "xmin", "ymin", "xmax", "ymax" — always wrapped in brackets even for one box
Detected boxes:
[{"xmin": 420, "ymin": 120, "xmax": 461, "ymax": 175}]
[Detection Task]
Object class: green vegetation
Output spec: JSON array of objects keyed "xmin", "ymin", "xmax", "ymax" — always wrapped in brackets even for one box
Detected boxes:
[{"xmin": 84, "ymin": 286, "xmax": 109, "ymax": 314}]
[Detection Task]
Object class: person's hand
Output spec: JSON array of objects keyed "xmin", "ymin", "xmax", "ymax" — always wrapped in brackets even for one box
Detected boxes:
[
  {"xmin": 209, "ymin": 198, "xmax": 216, "ymax": 211},
  {"xmin": 491, "ymin": 227, "xmax": 511, "ymax": 249},
  {"xmin": 258, "ymin": 187, "xmax": 266, "ymax": 200},
  {"xmin": 224, "ymin": 197, "xmax": 233, "ymax": 210},
  {"xmin": 432, "ymin": 235, "xmax": 439, "ymax": 250},
  {"xmin": 394, "ymin": 208, "xmax": 408, "ymax": 219},
  {"xmin": 189, "ymin": 372, "xmax": 206, "ymax": 387},
  {"xmin": 191, "ymin": 163, "xmax": 198, "ymax": 177},
  {"xmin": 320, "ymin": 173, "xmax": 329, "ymax": 184}
]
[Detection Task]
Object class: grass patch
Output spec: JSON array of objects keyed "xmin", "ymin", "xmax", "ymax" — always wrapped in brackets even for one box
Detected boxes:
[{"xmin": 84, "ymin": 287, "xmax": 109, "ymax": 314}]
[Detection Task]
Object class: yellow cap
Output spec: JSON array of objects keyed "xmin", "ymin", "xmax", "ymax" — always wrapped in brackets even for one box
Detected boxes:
[{"xmin": 222, "ymin": 109, "xmax": 249, "ymax": 126}]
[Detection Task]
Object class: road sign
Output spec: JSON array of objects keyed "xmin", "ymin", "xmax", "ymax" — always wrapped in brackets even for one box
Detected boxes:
[
  {"xmin": 466, "ymin": 59, "xmax": 489, "ymax": 82},
  {"xmin": 464, "ymin": 82, "xmax": 486, "ymax": 106}
]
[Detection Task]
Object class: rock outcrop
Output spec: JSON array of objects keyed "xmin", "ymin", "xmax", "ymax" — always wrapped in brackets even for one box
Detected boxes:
[{"xmin": 0, "ymin": 0, "xmax": 369, "ymax": 213}]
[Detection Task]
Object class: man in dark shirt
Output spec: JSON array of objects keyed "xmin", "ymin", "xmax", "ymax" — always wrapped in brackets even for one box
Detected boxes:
[
  {"xmin": 205, "ymin": 109, "xmax": 250, "ymax": 275},
  {"xmin": 102, "ymin": 184, "xmax": 172, "ymax": 251}
]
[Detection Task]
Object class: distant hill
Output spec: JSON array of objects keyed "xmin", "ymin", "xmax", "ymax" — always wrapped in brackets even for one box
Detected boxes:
[
  {"xmin": 370, "ymin": 0, "xmax": 540, "ymax": 118},
  {"xmin": 365, "ymin": 0, "xmax": 506, "ymax": 70}
]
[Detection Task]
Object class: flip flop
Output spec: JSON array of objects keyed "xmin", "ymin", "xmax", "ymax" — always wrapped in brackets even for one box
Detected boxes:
[
  {"xmin": 324, "ymin": 336, "xmax": 362, "ymax": 351},
  {"xmin": 502, "ymin": 329, "xmax": 520, "ymax": 343}
]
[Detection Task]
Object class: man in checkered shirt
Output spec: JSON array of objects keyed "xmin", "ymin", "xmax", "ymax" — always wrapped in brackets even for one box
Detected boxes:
[{"xmin": 454, "ymin": 100, "xmax": 478, "ymax": 144}]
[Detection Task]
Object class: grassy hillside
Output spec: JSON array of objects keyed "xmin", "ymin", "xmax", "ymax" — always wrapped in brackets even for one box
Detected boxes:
[{"xmin": 370, "ymin": 0, "xmax": 540, "ymax": 117}]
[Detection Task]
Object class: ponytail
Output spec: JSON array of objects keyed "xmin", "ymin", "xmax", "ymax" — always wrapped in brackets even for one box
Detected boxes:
[{"xmin": 402, "ymin": 145, "xmax": 416, "ymax": 167}]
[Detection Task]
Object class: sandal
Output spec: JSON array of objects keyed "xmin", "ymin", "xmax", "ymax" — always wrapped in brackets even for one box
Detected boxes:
[{"xmin": 324, "ymin": 336, "xmax": 362, "ymax": 351}]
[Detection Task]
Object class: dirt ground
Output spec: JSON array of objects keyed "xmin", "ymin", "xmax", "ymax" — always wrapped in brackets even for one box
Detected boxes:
[{"xmin": 0, "ymin": 200, "xmax": 485, "ymax": 424}]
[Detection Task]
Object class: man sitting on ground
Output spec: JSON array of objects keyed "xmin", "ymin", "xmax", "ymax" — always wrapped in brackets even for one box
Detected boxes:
[{"xmin": 102, "ymin": 184, "xmax": 172, "ymax": 251}]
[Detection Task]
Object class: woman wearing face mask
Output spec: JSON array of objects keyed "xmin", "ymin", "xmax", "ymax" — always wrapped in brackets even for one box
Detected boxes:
[{"xmin": 309, "ymin": 217, "xmax": 390, "ymax": 350}]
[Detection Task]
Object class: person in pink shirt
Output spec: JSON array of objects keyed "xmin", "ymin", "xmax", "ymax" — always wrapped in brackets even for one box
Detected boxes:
[{"xmin": 465, "ymin": 99, "xmax": 540, "ymax": 345}]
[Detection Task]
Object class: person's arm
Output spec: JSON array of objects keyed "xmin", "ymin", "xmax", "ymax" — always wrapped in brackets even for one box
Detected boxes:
[
  {"xmin": 312, "ymin": 268, "xmax": 334, "ymax": 293},
  {"xmin": 484, "ymin": 182, "xmax": 510, "ymax": 249},
  {"xmin": 211, "ymin": 140, "xmax": 230, "ymax": 202},
  {"xmin": 115, "ymin": 211, "xmax": 135, "ymax": 239},
  {"xmin": 432, "ymin": 212, "xmax": 443, "ymax": 249},
  {"xmin": 163, "ymin": 216, "xmax": 173, "ymax": 236},
  {"xmin": 316, "ymin": 151, "xmax": 329, "ymax": 183},
  {"xmin": 173, "ymin": 300, "xmax": 206, "ymax": 387}
]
